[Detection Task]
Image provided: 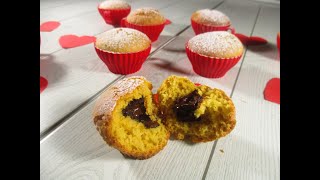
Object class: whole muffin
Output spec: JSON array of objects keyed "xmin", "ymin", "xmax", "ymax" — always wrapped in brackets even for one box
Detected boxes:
[
  {"xmin": 127, "ymin": 7, "xmax": 166, "ymax": 26},
  {"xmin": 157, "ymin": 75, "xmax": 236, "ymax": 143},
  {"xmin": 95, "ymin": 28, "xmax": 150, "ymax": 53},
  {"xmin": 191, "ymin": 9, "xmax": 230, "ymax": 27},
  {"xmin": 94, "ymin": 28, "xmax": 151, "ymax": 74},
  {"xmin": 123, "ymin": 7, "xmax": 167, "ymax": 42},
  {"xmin": 98, "ymin": 0, "xmax": 131, "ymax": 25},
  {"xmin": 191, "ymin": 9, "xmax": 232, "ymax": 35},
  {"xmin": 93, "ymin": 76, "xmax": 170, "ymax": 159},
  {"xmin": 186, "ymin": 31, "xmax": 243, "ymax": 78}
]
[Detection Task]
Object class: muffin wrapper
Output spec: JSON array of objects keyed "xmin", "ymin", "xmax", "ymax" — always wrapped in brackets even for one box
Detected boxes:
[
  {"xmin": 121, "ymin": 18, "xmax": 167, "ymax": 42},
  {"xmin": 191, "ymin": 19, "xmax": 235, "ymax": 35},
  {"xmin": 186, "ymin": 43, "xmax": 242, "ymax": 78},
  {"xmin": 94, "ymin": 44, "xmax": 151, "ymax": 75},
  {"xmin": 98, "ymin": 6, "xmax": 131, "ymax": 26}
]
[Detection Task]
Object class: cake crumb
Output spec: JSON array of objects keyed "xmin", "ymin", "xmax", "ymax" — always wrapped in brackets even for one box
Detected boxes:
[{"xmin": 219, "ymin": 149, "xmax": 224, "ymax": 153}]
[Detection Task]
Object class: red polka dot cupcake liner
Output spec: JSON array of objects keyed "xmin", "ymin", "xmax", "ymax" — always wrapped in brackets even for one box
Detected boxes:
[
  {"xmin": 98, "ymin": 5, "xmax": 131, "ymax": 26},
  {"xmin": 94, "ymin": 44, "xmax": 151, "ymax": 75},
  {"xmin": 191, "ymin": 19, "xmax": 235, "ymax": 35},
  {"xmin": 185, "ymin": 43, "xmax": 242, "ymax": 78},
  {"xmin": 120, "ymin": 18, "xmax": 166, "ymax": 42}
]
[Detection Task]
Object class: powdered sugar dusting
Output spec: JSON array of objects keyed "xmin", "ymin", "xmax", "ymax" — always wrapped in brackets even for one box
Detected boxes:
[
  {"xmin": 95, "ymin": 28, "xmax": 150, "ymax": 52},
  {"xmin": 99, "ymin": 0, "xmax": 130, "ymax": 9},
  {"xmin": 93, "ymin": 76, "xmax": 147, "ymax": 117},
  {"xmin": 134, "ymin": 7, "xmax": 161, "ymax": 15},
  {"xmin": 196, "ymin": 9, "xmax": 230, "ymax": 26},
  {"xmin": 188, "ymin": 31, "xmax": 243, "ymax": 58}
]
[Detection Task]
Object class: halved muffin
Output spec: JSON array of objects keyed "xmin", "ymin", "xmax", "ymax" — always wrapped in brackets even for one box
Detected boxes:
[
  {"xmin": 157, "ymin": 75, "xmax": 236, "ymax": 143},
  {"xmin": 93, "ymin": 76, "xmax": 169, "ymax": 159}
]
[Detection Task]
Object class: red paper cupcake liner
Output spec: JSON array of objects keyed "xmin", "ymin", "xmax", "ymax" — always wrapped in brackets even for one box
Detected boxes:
[
  {"xmin": 185, "ymin": 43, "xmax": 242, "ymax": 78},
  {"xmin": 94, "ymin": 44, "xmax": 151, "ymax": 75},
  {"xmin": 121, "ymin": 18, "xmax": 166, "ymax": 42},
  {"xmin": 191, "ymin": 19, "xmax": 235, "ymax": 35},
  {"xmin": 98, "ymin": 6, "xmax": 131, "ymax": 26}
]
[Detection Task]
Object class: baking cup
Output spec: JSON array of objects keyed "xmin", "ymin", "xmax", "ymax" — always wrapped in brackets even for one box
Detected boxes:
[
  {"xmin": 121, "ymin": 18, "xmax": 168, "ymax": 42},
  {"xmin": 191, "ymin": 19, "xmax": 235, "ymax": 35},
  {"xmin": 98, "ymin": 6, "xmax": 131, "ymax": 26},
  {"xmin": 94, "ymin": 44, "xmax": 151, "ymax": 75},
  {"xmin": 185, "ymin": 43, "xmax": 242, "ymax": 78}
]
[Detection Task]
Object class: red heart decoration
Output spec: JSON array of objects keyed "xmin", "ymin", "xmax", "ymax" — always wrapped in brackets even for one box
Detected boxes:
[
  {"xmin": 263, "ymin": 78, "xmax": 280, "ymax": 104},
  {"xmin": 277, "ymin": 32, "xmax": 280, "ymax": 52},
  {"xmin": 165, "ymin": 19, "xmax": 172, "ymax": 25},
  {"xmin": 194, "ymin": 83, "xmax": 201, "ymax": 86},
  {"xmin": 40, "ymin": 21, "xmax": 60, "ymax": 32},
  {"xmin": 153, "ymin": 94, "xmax": 159, "ymax": 105},
  {"xmin": 40, "ymin": 76, "xmax": 48, "ymax": 93},
  {"xmin": 235, "ymin": 33, "xmax": 268, "ymax": 46},
  {"xmin": 59, "ymin": 35, "xmax": 96, "ymax": 49}
]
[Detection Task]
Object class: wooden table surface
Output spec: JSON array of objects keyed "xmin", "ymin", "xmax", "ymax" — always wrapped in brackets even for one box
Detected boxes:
[{"xmin": 40, "ymin": 0, "xmax": 280, "ymax": 179}]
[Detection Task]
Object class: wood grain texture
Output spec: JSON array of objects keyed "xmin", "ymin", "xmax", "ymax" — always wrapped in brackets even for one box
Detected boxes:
[
  {"xmin": 40, "ymin": 1, "xmax": 266, "ymax": 179},
  {"xmin": 205, "ymin": 5, "xmax": 280, "ymax": 180}
]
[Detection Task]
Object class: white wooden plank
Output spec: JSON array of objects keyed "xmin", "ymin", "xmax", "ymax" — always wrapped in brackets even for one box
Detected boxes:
[
  {"xmin": 41, "ymin": 1, "xmax": 262, "ymax": 179},
  {"xmin": 40, "ymin": 0, "xmax": 224, "ymax": 134},
  {"xmin": 40, "ymin": 0, "xmax": 185, "ymax": 55},
  {"xmin": 205, "ymin": 5, "xmax": 280, "ymax": 180},
  {"xmin": 245, "ymin": 5, "xmax": 280, "ymax": 60}
]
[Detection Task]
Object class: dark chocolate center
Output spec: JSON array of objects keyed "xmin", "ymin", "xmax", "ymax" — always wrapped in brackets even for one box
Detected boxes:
[
  {"xmin": 122, "ymin": 97, "xmax": 159, "ymax": 128},
  {"xmin": 173, "ymin": 90, "xmax": 203, "ymax": 122}
]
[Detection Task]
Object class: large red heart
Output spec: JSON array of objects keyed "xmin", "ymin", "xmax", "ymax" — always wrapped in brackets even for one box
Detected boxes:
[
  {"xmin": 235, "ymin": 33, "xmax": 268, "ymax": 46},
  {"xmin": 263, "ymin": 78, "xmax": 280, "ymax": 104},
  {"xmin": 59, "ymin": 35, "xmax": 96, "ymax": 49},
  {"xmin": 40, "ymin": 76, "xmax": 48, "ymax": 93},
  {"xmin": 40, "ymin": 21, "xmax": 60, "ymax": 32}
]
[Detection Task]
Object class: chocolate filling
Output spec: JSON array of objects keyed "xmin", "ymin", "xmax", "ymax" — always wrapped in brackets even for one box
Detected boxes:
[
  {"xmin": 122, "ymin": 97, "xmax": 159, "ymax": 128},
  {"xmin": 173, "ymin": 90, "xmax": 203, "ymax": 122}
]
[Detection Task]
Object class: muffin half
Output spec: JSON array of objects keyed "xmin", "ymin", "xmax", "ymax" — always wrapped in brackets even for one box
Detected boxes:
[
  {"xmin": 93, "ymin": 76, "xmax": 169, "ymax": 159},
  {"xmin": 157, "ymin": 75, "xmax": 236, "ymax": 143}
]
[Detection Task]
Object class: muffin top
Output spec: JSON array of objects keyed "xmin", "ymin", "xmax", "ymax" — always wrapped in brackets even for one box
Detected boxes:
[
  {"xmin": 99, "ymin": 0, "xmax": 130, "ymax": 10},
  {"xmin": 191, "ymin": 9, "xmax": 230, "ymax": 26},
  {"xmin": 126, "ymin": 7, "xmax": 166, "ymax": 26},
  {"xmin": 95, "ymin": 28, "xmax": 151, "ymax": 53},
  {"xmin": 187, "ymin": 31, "xmax": 243, "ymax": 58}
]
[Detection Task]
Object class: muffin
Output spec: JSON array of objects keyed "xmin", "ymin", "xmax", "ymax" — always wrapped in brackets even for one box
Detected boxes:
[
  {"xmin": 94, "ymin": 28, "xmax": 151, "ymax": 74},
  {"xmin": 157, "ymin": 75, "xmax": 236, "ymax": 143},
  {"xmin": 186, "ymin": 31, "xmax": 243, "ymax": 78},
  {"xmin": 98, "ymin": 0, "xmax": 131, "ymax": 26},
  {"xmin": 93, "ymin": 76, "xmax": 170, "ymax": 159},
  {"xmin": 122, "ymin": 7, "xmax": 167, "ymax": 42},
  {"xmin": 191, "ymin": 9, "xmax": 233, "ymax": 35}
]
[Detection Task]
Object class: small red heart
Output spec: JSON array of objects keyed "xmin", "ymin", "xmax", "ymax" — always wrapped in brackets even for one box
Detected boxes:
[
  {"xmin": 153, "ymin": 94, "xmax": 159, "ymax": 105},
  {"xmin": 194, "ymin": 83, "xmax": 201, "ymax": 86},
  {"xmin": 40, "ymin": 21, "xmax": 60, "ymax": 32},
  {"xmin": 277, "ymin": 32, "xmax": 280, "ymax": 52},
  {"xmin": 165, "ymin": 19, "xmax": 172, "ymax": 25},
  {"xmin": 40, "ymin": 76, "xmax": 48, "ymax": 93},
  {"xmin": 263, "ymin": 78, "xmax": 280, "ymax": 104},
  {"xmin": 59, "ymin": 35, "xmax": 96, "ymax": 49},
  {"xmin": 235, "ymin": 33, "xmax": 268, "ymax": 46}
]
